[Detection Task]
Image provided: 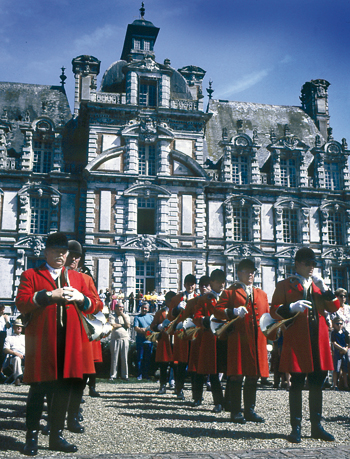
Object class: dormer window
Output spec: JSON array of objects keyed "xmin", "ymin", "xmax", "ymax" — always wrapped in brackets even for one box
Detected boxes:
[
  {"xmin": 280, "ymin": 158, "xmax": 297, "ymax": 187},
  {"xmin": 324, "ymin": 162, "xmax": 340, "ymax": 190},
  {"xmin": 139, "ymin": 79, "xmax": 157, "ymax": 107},
  {"xmin": 232, "ymin": 156, "xmax": 248, "ymax": 184},
  {"xmin": 33, "ymin": 140, "xmax": 53, "ymax": 173},
  {"xmin": 143, "ymin": 40, "xmax": 151, "ymax": 51}
]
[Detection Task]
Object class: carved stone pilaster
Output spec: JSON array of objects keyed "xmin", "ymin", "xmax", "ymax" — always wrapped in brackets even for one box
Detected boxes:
[
  {"xmin": 250, "ymin": 147, "xmax": 261, "ymax": 184},
  {"xmin": 277, "ymin": 258, "xmax": 285, "ymax": 282},
  {"xmin": 126, "ymin": 197, "xmax": 137, "ymax": 234},
  {"xmin": 50, "ymin": 194, "xmax": 60, "ymax": 232},
  {"xmin": 275, "ymin": 207, "xmax": 283, "ymax": 243},
  {"xmin": 52, "ymin": 132, "xmax": 63, "ymax": 172},
  {"xmin": 301, "ymin": 207, "xmax": 310, "ymax": 244},
  {"xmin": 158, "ymin": 140, "xmax": 170, "ymax": 175},
  {"xmin": 20, "ymin": 130, "xmax": 33, "ymax": 170},
  {"xmin": 124, "ymin": 138, "xmax": 138, "ymax": 174},
  {"xmin": 346, "ymin": 210, "xmax": 350, "ymax": 245},
  {"xmin": 224, "ymin": 200, "xmax": 233, "ymax": 242},
  {"xmin": 158, "ymin": 198, "xmax": 168, "ymax": 235},
  {"xmin": 254, "ymin": 257, "xmax": 262, "ymax": 288},
  {"xmin": 272, "ymin": 151, "xmax": 281, "ymax": 186},
  {"xmin": 252, "ymin": 205, "xmax": 261, "ymax": 242},
  {"xmin": 18, "ymin": 193, "xmax": 29, "ymax": 233},
  {"xmin": 299, "ymin": 155, "xmax": 308, "ymax": 187},
  {"xmin": 221, "ymin": 145, "xmax": 232, "ymax": 182},
  {"xmin": 320, "ymin": 209, "xmax": 329, "ymax": 245}
]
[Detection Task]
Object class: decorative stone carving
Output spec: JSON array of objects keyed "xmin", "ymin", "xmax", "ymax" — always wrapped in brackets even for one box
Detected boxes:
[{"xmin": 139, "ymin": 117, "xmax": 157, "ymax": 143}]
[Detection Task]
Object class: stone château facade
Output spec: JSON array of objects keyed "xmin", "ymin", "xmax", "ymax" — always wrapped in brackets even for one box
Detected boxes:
[{"xmin": 0, "ymin": 7, "xmax": 349, "ymax": 304}]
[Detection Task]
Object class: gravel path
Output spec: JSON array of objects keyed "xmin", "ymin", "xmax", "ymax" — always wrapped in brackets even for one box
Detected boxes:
[{"xmin": 1, "ymin": 379, "xmax": 350, "ymax": 457}]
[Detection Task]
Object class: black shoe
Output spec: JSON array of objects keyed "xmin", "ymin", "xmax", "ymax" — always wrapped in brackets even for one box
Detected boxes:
[
  {"xmin": 157, "ymin": 386, "xmax": 166, "ymax": 394},
  {"xmin": 244, "ymin": 410, "xmax": 265, "ymax": 423},
  {"xmin": 89, "ymin": 387, "xmax": 100, "ymax": 397},
  {"xmin": 41, "ymin": 424, "xmax": 50, "ymax": 436},
  {"xmin": 49, "ymin": 431, "xmax": 77, "ymax": 452},
  {"xmin": 23, "ymin": 430, "xmax": 39, "ymax": 456},
  {"xmin": 287, "ymin": 426, "xmax": 301, "ymax": 443},
  {"xmin": 67, "ymin": 417, "xmax": 84, "ymax": 433},
  {"xmin": 311, "ymin": 424, "xmax": 335, "ymax": 441},
  {"xmin": 176, "ymin": 390, "xmax": 185, "ymax": 400},
  {"xmin": 77, "ymin": 412, "xmax": 84, "ymax": 422},
  {"xmin": 230, "ymin": 411, "xmax": 246, "ymax": 424},
  {"xmin": 213, "ymin": 404, "xmax": 223, "ymax": 413},
  {"xmin": 191, "ymin": 399, "xmax": 202, "ymax": 407}
]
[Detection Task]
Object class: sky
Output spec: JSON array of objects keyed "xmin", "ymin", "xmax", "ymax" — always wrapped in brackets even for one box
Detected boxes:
[{"xmin": 1, "ymin": 0, "xmax": 350, "ymax": 144}]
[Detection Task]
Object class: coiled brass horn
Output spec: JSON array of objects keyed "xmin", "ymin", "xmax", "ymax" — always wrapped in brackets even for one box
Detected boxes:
[
  {"xmin": 259, "ymin": 312, "xmax": 300, "ymax": 338},
  {"xmin": 176, "ymin": 318, "xmax": 200, "ymax": 340},
  {"xmin": 209, "ymin": 314, "xmax": 239, "ymax": 338}
]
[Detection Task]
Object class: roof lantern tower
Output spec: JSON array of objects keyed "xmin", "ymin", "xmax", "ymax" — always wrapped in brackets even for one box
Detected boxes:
[{"xmin": 121, "ymin": 3, "xmax": 160, "ymax": 62}]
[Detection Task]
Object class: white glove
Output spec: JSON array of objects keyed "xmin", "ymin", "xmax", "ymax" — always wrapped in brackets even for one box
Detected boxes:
[
  {"xmin": 62, "ymin": 286, "xmax": 84, "ymax": 303},
  {"xmin": 311, "ymin": 275, "xmax": 328, "ymax": 293},
  {"xmin": 290, "ymin": 300, "xmax": 312, "ymax": 313},
  {"xmin": 157, "ymin": 323, "xmax": 164, "ymax": 332},
  {"xmin": 178, "ymin": 301, "xmax": 186, "ymax": 310},
  {"xmin": 233, "ymin": 306, "xmax": 248, "ymax": 318}
]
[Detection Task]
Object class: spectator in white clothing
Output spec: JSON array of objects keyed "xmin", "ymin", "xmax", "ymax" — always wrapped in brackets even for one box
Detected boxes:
[
  {"xmin": 3, "ymin": 318, "xmax": 25, "ymax": 385},
  {"xmin": 109, "ymin": 302, "xmax": 130, "ymax": 380}
]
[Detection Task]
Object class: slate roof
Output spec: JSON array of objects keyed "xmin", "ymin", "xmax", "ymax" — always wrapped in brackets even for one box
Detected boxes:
[
  {"xmin": 205, "ymin": 99, "xmax": 324, "ymax": 166},
  {"xmin": 0, "ymin": 82, "xmax": 72, "ymax": 156}
]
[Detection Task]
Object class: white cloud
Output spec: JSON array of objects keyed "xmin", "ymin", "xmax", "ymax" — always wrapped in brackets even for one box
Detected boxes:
[
  {"xmin": 218, "ymin": 69, "xmax": 271, "ymax": 97},
  {"xmin": 280, "ymin": 54, "xmax": 293, "ymax": 64},
  {"xmin": 71, "ymin": 24, "xmax": 123, "ymax": 55}
]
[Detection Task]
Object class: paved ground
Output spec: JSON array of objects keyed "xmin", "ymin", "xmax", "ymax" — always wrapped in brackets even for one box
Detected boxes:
[{"xmin": 1, "ymin": 379, "xmax": 350, "ymax": 458}]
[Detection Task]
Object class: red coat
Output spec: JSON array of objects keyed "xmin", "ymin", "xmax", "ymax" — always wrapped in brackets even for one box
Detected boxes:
[
  {"xmin": 193, "ymin": 292, "xmax": 220, "ymax": 375},
  {"xmin": 183, "ymin": 296, "xmax": 202, "ymax": 373},
  {"xmin": 15, "ymin": 265, "xmax": 97, "ymax": 383},
  {"xmin": 167, "ymin": 291, "xmax": 197, "ymax": 364},
  {"xmin": 215, "ymin": 284, "xmax": 269, "ymax": 377},
  {"xmin": 150, "ymin": 307, "xmax": 173, "ymax": 363},
  {"xmin": 271, "ymin": 278, "xmax": 339, "ymax": 373},
  {"xmin": 81, "ymin": 272, "xmax": 104, "ymax": 363}
]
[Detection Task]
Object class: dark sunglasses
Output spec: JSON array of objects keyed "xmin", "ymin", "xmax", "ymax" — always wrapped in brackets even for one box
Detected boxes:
[{"xmin": 301, "ymin": 261, "xmax": 317, "ymax": 267}]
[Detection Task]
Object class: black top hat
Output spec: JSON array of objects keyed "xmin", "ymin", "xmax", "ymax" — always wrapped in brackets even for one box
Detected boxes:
[
  {"xmin": 237, "ymin": 259, "xmax": 256, "ymax": 272},
  {"xmin": 68, "ymin": 240, "xmax": 83, "ymax": 255},
  {"xmin": 295, "ymin": 247, "xmax": 316, "ymax": 264},
  {"xmin": 46, "ymin": 232, "xmax": 69, "ymax": 250}
]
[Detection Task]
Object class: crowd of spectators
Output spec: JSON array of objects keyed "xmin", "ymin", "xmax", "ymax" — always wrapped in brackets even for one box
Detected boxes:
[{"xmin": 1, "ymin": 285, "xmax": 350, "ymax": 390}]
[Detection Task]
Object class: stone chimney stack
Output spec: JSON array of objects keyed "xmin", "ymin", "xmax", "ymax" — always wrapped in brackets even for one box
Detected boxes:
[
  {"xmin": 72, "ymin": 55, "xmax": 101, "ymax": 117},
  {"xmin": 300, "ymin": 79, "xmax": 330, "ymax": 140}
]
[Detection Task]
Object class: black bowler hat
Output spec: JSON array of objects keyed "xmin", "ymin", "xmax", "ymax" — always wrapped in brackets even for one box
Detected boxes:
[
  {"xmin": 46, "ymin": 232, "xmax": 68, "ymax": 250},
  {"xmin": 295, "ymin": 247, "xmax": 316, "ymax": 264},
  {"xmin": 237, "ymin": 259, "xmax": 256, "ymax": 272},
  {"xmin": 68, "ymin": 240, "xmax": 83, "ymax": 255}
]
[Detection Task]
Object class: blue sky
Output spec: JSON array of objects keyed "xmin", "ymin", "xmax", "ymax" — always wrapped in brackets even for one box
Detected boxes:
[{"xmin": 1, "ymin": 0, "xmax": 350, "ymax": 144}]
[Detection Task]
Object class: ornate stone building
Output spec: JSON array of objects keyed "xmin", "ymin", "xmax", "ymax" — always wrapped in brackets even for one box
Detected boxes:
[{"xmin": 0, "ymin": 7, "xmax": 349, "ymax": 303}]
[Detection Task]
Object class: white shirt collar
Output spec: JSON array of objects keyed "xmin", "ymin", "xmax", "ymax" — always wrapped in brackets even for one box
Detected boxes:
[
  {"xmin": 295, "ymin": 273, "xmax": 312, "ymax": 290},
  {"xmin": 46, "ymin": 263, "xmax": 62, "ymax": 280}
]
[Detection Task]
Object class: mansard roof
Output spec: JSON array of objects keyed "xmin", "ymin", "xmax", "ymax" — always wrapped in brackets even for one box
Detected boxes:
[
  {"xmin": 0, "ymin": 82, "xmax": 71, "ymax": 126},
  {"xmin": 205, "ymin": 99, "xmax": 325, "ymax": 163},
  {"xmin": 0, "ymin": 82, "xmax": 72, "ymax": 155}
]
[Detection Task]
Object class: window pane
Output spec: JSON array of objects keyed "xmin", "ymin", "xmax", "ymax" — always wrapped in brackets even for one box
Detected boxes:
[
  {"xmin": 324, "ymin": 162, "xmax": 340, "ymax": 190},
  {"xmin": 282, "ymin": 209, "xmax": 298, "ymax": 243},
  {"xmin": 332, "ymin": 267, "xmax": 346, "ymax": 291},
  {"xmin": 328, "ymin": 212, "xmax": 343, "ymax": 245},
  {"xmin": 33, "ymin": 140, "xmax": 52, "ymax": 173},
  {"xmin": 30, "ymin": 198, "xmax": 50, "ymax": 234},
  {"xmin": 232, "ymin": 156, "xmax": 248, "ymax": 184},
  {"xmin": 232, "ymin": 207, "xmax": 249, "ymax": 241},
  {"xmin": 281, "ymin": 159, "xmax": 297, "ymax": 187}
]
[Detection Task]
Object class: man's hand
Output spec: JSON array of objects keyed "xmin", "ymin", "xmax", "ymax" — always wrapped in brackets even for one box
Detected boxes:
[
  {"xmin": 233, "ymin": 306, "xmax": 248, "ymax": 318},
  {"xmin": 311, "ymin": 275, "xmax": 328, "ymax": 293},
  {"xmin": 62, "ymin": 286, "xmax": 84, "ymax": 303},
  {"xmin": 290, "ymin": 300, "xmax": 312, "ymax": 313}
]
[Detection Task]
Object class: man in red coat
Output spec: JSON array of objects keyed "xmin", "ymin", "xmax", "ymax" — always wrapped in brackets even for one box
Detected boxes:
[
  {"xmin": 167, "ymin": 273, "xmax": 197, "ymax": 400},
  {"xmin": 16, "ymin": 232, "xmax": 96, "ymax": 456},
  {"xmin": 64, "ymin": 240, "xmax": 103, "ymax": 435},
  {"xmin": 215, "ymin": 259, "xmax": 269, "ymax": 424},
  {"xmin": 150, "ymin": 290, "xmax": 176, "ymax": 394},
  {"xmin": 271, "ymin": 247, "xmax": 339, "ymax": 443},
  {"xmin": 193, "ymin": 269, "xmax": 226, "ymax": 412}
]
